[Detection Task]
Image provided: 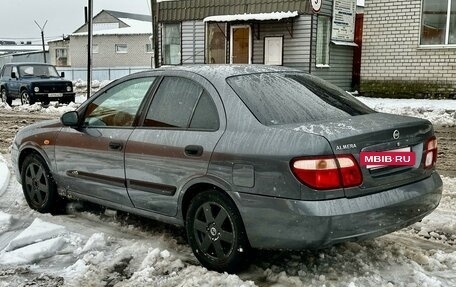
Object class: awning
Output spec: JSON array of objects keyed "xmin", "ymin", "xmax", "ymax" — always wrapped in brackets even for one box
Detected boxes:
[
  {"xmin": 203, "ymin": 11, "xmax": 299, "ymax": 22},
  {"xmin": 331, "ymin": 40, "xmax": 358, "ymax": 47}
]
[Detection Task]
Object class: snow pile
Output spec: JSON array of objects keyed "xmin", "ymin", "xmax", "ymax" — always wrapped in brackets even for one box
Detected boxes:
[
  {"xmin": 0, "ymin": 155, "xmax": 9, "ymax": 196},
  {"xmin": 357, "ymin": 97, "xmax": 456, "ymax": 127},
  {"xmin": 0, "ymin": 211, "xmax": 12, "ymax": 234},
  {"xmin": 73, "ymin": 79, "xmax": 111, "ymax": 91},
  {"xmin": 0, "ymin": 218, "xmax": 67, "ymax": 265},
  {"xmin": 63, "ymin": 241, "xmax": 255, "ymax": 287},
  {"xmin": 5, "ymin": 218, "xmax": 65, "ymax": 251}
]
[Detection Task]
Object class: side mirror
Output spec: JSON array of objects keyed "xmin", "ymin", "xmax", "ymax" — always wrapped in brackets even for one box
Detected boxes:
[
  {"xmin": 61, "ymin": 111, "xmax": 79, "ymax": 128},
  {"xmin": 60, "ymin": 72, "xmax": 65, "ymax": 78},
  {"xmin": 11, "ymin": 72, "xmax": 17, "ymax": 79}
]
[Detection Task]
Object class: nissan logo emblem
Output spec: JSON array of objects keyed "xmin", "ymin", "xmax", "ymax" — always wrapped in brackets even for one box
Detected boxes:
[{"xmin": 393, "ymin": 130, "xmax": 400, "ymax": 140}]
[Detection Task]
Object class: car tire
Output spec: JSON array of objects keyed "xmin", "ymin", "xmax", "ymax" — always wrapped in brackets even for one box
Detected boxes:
[
  {"xmin": 1, "ymin": 88, "xmax": 12, "ymax": 106},
  {"xmin": 20, "ymin": 90, "xmax": 35, "ymax": 105},
  {"xmin": 21, "ymin": 153, "xmax": 64, "ymax": 214},
  {"xmin": 186, "ymin": 190, "xmax": 250, "ymax": 273}
]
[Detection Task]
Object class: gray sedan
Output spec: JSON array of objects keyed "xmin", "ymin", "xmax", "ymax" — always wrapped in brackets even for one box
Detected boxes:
[{"xmin": 11, "ymin": 65, "xmax": 442, "ymax": 272}]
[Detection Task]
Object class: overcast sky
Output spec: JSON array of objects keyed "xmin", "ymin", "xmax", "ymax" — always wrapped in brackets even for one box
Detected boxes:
[{"xmin": 0, "ymin": 0, "xmax": 151, "ymax": 43}]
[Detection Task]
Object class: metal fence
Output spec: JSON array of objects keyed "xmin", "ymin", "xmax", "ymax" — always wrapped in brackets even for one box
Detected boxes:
[{"xmin": 56, "ymin": 67, "xmax": 151, "ymax": 81}]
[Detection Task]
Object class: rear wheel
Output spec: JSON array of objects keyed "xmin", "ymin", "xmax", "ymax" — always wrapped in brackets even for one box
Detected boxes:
[
  {"xmin": 1, "ymin": 88, "xmax": 12, "ymax": 106},
  {"xmin": 20, "ymin": 90, "xmax": 35, "ymax": 105},
  {"xmin": 21, "ymin": 153, "xmax": 63, "ymax": 213},
  {"xmin": 186, "ymin": 191, "xmax": 250, "ymax": 272}
]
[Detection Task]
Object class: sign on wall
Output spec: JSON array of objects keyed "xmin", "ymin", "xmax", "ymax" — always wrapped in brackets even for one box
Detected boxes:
[
  {"xmin": 331, "ymin": 0, "xmax": 356, "ymax": 42},
  {"xmin": 311, "ymin": 0, "xmax": 322, "ymax": 13}
]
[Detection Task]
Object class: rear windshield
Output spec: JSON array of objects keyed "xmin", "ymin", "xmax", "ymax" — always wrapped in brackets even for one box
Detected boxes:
[{"xmin": 227, "ymin": 72, "xmax": 375, "ymax": 126}]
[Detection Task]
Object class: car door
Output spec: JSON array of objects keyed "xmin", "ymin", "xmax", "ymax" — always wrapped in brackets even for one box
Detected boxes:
[
  {"xmin": 9, "ymin": 66, "xmax": 21, "ymax": 96},
  {"xmin": 54, "ymin": 76, "xmax": 156, "ymax": 205},
  {"xmin": 124, "ymin": 75, "xmax": 225, "ymax": 216}
]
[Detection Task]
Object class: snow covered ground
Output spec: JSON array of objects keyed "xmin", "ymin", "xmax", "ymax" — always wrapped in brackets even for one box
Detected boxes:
[{"xmin": 0, "ymin": 95, "xmax": 455, "ymax": 286}]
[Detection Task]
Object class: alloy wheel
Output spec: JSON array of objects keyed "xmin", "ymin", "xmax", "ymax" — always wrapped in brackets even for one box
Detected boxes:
[
  {"xmin": 193, "ymin": 201, "xmax": 235, "ymax": 261},
  {"xmin": 23, "ymin": 161, "xmax": 50, "ymax": 208},
  {"xmin": 21, "ymin": 91, "xmax": 31, "ymax": 105}
]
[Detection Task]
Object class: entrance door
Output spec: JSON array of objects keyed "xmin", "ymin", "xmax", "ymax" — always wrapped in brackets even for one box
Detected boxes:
[
  {"xmin": 230, "ymin": 26, "xmax": 251, "ymax": 64},
  {"xmin": 264, "ymin": 37, "xmax": 283, "ymax": 65}
]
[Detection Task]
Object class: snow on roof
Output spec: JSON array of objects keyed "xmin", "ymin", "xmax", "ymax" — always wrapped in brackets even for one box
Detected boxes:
[
  {"xmin": 0, "ymin": 45, "xmax": 47, "ymax": 51},
  {"xmin": 72, "ymin": 18, "xmax": 151, "ymax": 37},
  {"xmin": 203, "ymin": 11, "xmax": 299, "ymax": 22}
]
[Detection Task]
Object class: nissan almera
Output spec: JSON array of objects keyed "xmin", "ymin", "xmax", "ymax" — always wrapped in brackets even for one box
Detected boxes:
[{"xmin": 11, "ymin": 65, "xmax": 442, "ymax": 272}]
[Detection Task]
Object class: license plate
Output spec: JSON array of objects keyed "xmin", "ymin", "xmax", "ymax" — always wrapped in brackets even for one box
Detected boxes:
[
  {"xmin": 362, "ymin": 147, "xmax": 414, "ymax": 169},
  {"xmin": 48, "ymin": 93, "xmax": 63, "ymax": 98}
]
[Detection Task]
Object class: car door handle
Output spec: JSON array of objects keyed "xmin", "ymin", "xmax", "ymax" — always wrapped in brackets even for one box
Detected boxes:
[
  {"xmin": 109, "ymin": 141, "xmax": 123, "ymax": 151},
  {"xmin": 184, "ymin": 145, "xmax": 203, "ymax": 157}
]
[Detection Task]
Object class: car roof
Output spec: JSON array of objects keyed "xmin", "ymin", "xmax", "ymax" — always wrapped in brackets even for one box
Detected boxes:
[{"xmin": 140, "ymin": 64, "xmax": 303, "ymax": 81}]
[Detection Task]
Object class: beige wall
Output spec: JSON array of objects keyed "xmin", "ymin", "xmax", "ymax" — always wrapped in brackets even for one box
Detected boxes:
[
  {"xmin": 361, "ymin": 0, "xmax": 456, "ymax": 96},
  {"xmin": 48, "ymin": 40, "xmax": 71, "ymax": 67},
  {"xmin": 70, "ymin": 34, "xmax": 152, "ymax": 68}
]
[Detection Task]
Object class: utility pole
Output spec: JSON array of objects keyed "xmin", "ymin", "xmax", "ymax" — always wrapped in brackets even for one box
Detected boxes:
[
  {"xmin": 34, "ymin": 20, "xmax": 47, "ymax": 63},
  {"xmin": 151, "ymin": 0, "xmax": 160, "ymax": 68},
  {"xmin": 87, "ymin": 0, "xmax": 93, "ymax": 99}
]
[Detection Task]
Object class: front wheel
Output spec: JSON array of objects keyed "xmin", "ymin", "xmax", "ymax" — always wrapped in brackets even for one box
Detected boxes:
[
  {"xmin": 20, "ymin": 90, "xmax": 35, "ymax": 105},
  {"xmin": 186, "ymin": 191, "xmax": 250, "ymax": 273},
  {"xmin": 21, "ymin": 153, "xmax": 63, "ymax": 213},
  {"xmin": 1, "ymin": 88, "xmax": 12, "ymax": 106}
]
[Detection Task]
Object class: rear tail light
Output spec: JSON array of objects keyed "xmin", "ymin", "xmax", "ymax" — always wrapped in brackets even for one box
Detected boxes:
[
  {"xmin": 291, "ymin": 155, "xmax": 362, "ymax": 190},
  {"xmin": 424, "ymin": 136, "xmax": 437, "ymax": 168}
]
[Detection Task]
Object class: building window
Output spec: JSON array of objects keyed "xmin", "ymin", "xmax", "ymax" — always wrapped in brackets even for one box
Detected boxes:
[
  {"xmin": 86, "ymin": 44, "xmax": 99, "ymax": 54},
  {"xmin": 162, "ymin": 23, "xmax": 181, "ymax": 65},
  {"xmin": 146, "ymin": 43, "xmax": 153, "ymax": 53},
  {"xmin": 55, "ymin": 48, "xmax": 68, "ymax": 66},
  {"xmin": 115, "ymin": 44, "xmax": 128, "ymax": 54},
  {"xmin": 421, "ymin": 0, "xmax": 456, "ymax": 45},
  {"xmin": 206, "ymin": 23, "xmax": 226, "ymax": 64},
  {"xmin": 316, "ymin": 16, "xmax": 331, "ymax": 67}
]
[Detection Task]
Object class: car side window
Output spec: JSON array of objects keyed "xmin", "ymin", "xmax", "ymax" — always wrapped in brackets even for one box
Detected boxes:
[
  {"xmin": 84, "ymin": 77, "xmax": 155, "ymax": 127},
  {"xmin": 144, "ymin": 77, "xmax": 203, "ymax": 128},
  {"xmin": 3, "ymin": 66, "xmax": 12, "ymax": 78},
  {"xmin": 189, "ymin": 91, "xmax": 219, "ymax": 130}
]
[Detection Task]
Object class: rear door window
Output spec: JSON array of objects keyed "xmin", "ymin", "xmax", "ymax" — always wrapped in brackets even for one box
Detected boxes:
[
  {"xmin": 144, "ymin": 77, "xmax": 219, "ymax": 130},
  {"xmin": 227, "ymin": 72, "xmax": 374, "ymax": 125}
]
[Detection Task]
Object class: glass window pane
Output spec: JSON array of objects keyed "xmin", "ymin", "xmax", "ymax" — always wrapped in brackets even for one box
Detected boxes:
[
  {"xmin": 189, "ymin": 91, "xmax": 219, "ymax": 130},
  {"xmin": 449, "ymin": 0, "xmax": 456, "ymax": 44},
  {"xmin": 316, "ymin": 16, "xmax": 330, "ymax": 65},
  {"xmin": 144, "ymin": 77, "xmax": 202, "ymax": 128},
  {"xmin": 421, "ymin": 0, "xmax": 448, "ymax": 45},
  {"xmin": 206, "ymin": 23, "xmax": 226, "ymax": 64},
  {"xmin": 84, "ymin": 77, "xmax": 154, "ymax": 127},
  {"xmin": 115, "ymin": 44, "xmax": 127, "ymax": 54},
  {"xmin": 163, "ymin": 24, "xmax": 181, "ymax": 65},
  {"xmin": 227, "ymin": 73, "xmax": 374, "ymax": 126}
]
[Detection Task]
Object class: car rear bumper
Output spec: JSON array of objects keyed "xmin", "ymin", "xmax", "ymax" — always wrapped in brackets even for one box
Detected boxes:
[{"xmin": 236, "ymin": 172, "xmax": 442, "ymax": 250}]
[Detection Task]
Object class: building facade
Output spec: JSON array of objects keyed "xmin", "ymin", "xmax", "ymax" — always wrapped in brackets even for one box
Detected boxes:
[
  {"xmin": 361, "ymin": 0, "xmax": 456, "ymax": 98},
  {"xmin": 157, "ymin": 0, "xmax": 359, "ymax": 90},
  {"xmin": 69, "ymin": 10, "xmax": 153, "ymax": 68},
  {"xmin": 48, "ymin": 38, "xmax": 71, "ymax": 67}
]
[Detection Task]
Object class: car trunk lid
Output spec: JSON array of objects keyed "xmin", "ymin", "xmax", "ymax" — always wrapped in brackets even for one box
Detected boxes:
[{"xmin": 282, "ymin": 113, "xmax": 434, "ymax": 198}]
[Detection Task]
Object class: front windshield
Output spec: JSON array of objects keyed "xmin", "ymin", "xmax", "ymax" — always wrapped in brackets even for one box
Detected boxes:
[{"xmin": 18, "ymin": 65, "xmax": 60, "ymax": 78}]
